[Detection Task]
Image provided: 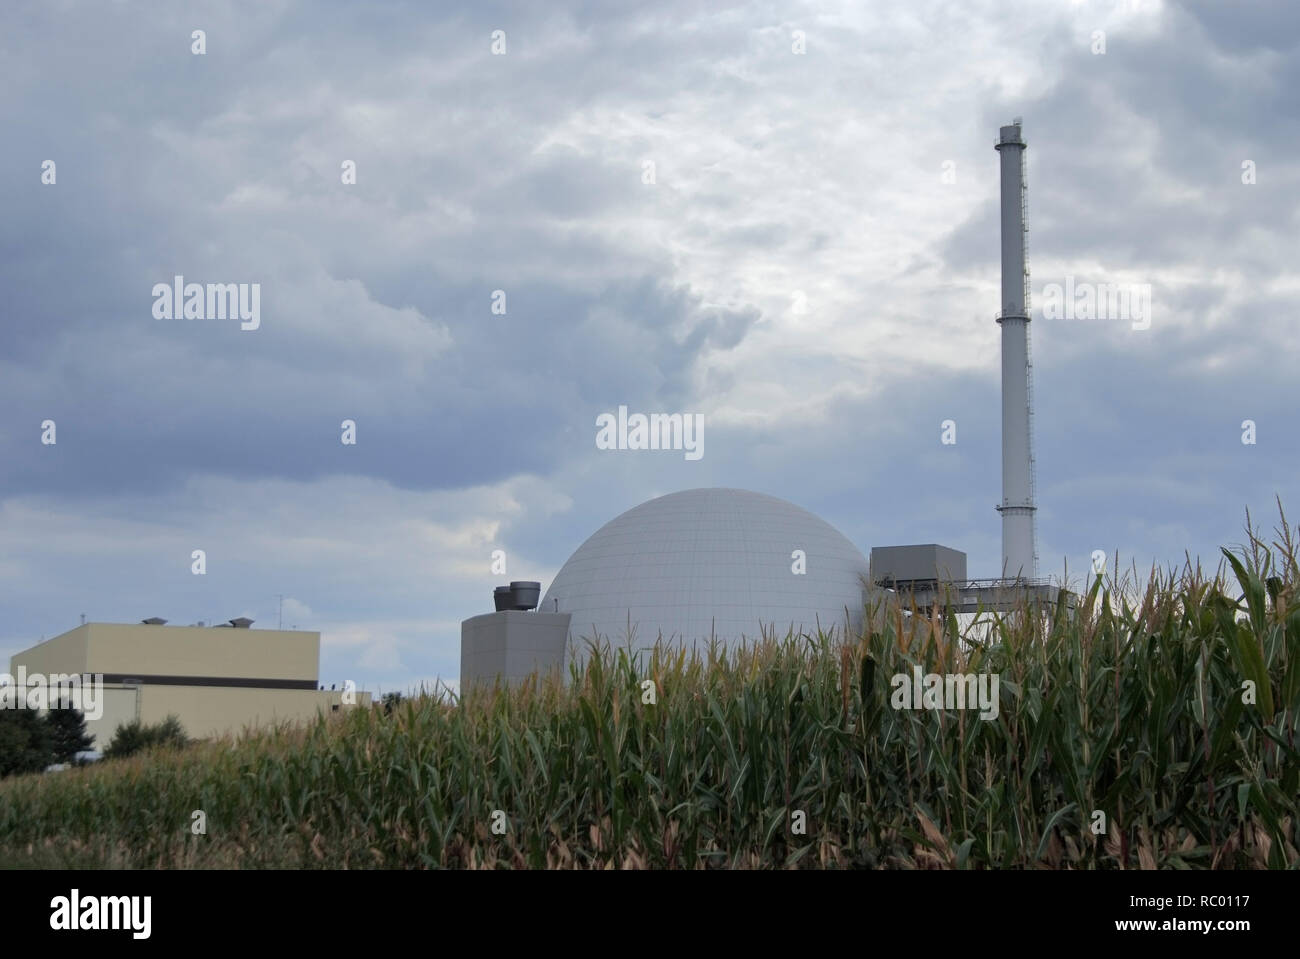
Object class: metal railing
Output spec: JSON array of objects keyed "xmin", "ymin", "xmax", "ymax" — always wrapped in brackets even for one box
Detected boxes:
[{"xmin": 876, "ymin": 576, "xmax": 1055, "ymax": 591}]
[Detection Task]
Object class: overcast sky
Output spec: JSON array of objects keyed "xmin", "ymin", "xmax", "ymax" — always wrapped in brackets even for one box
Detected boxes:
[{"xmin": 2, "ymin": 0, "xmax": 1296, "ymax": 695}]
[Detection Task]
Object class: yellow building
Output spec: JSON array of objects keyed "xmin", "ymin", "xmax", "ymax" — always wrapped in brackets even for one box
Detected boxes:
[{"xmin": 8, "ymin": 618, "xmax": 371, "ymax": 748}]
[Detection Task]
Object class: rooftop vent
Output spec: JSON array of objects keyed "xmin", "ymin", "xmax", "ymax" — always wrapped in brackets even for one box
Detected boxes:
[
  {"xmin": 492, "ymin": 581, "xmax": 542, "ymax": 611},
  {"xmin": 141, "ymin": 617, "xmax": 168, "ymax": 626},
  {"xmin": 509, "ymin": 581, "xmax": 541, "ymax": 611},
  {"xmin": 493, "ymin": 586, "xmax": 514, "ymax": 612}
]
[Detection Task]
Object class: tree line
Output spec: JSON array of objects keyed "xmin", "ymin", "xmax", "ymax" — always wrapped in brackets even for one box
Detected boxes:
[{"xmin": 0, "ymin": 706, "xmax": 190, "ymax": 779}]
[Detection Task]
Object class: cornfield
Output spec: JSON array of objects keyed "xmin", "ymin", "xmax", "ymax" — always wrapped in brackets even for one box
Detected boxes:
[{"xmin": 2, "ymin": 515, "xmax": 1297, "ymax": 869}]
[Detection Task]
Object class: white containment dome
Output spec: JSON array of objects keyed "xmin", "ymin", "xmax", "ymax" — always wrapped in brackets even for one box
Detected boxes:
[{"xmin": 540, "ymin": 488, "xmax": 870, "ymax": 661}]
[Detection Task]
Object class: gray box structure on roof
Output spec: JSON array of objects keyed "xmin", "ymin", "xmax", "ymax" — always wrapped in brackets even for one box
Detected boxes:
[
  {"xmin": 460, "ymin": 610, "xmax": 571, "ymax": 687},
  {"xmin": 869, "ymin": 545, "xmax": 967, "ymax": 586}
]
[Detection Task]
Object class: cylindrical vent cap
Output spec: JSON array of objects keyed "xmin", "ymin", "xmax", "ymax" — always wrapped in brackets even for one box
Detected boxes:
[{"xmin": 509, "ymin": 581, "xmax": 541, "ymax": 611}]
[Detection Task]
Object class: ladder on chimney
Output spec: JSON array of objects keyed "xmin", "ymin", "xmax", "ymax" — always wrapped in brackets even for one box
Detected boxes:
[{"xmin": 1020, "ymin": 137, "xmax": 1039, "ymax": 574}]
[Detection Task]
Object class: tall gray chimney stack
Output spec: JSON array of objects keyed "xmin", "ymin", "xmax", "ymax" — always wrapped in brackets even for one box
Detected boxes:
[{"xmin": 995, "ymin": 120, "xmax": 1037, "ymax": 580}]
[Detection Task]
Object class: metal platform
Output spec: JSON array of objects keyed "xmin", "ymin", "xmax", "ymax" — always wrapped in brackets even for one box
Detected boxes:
[{"xmin": 872, "ymin": 577, "xmax": 1077, "ymax": 615}]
